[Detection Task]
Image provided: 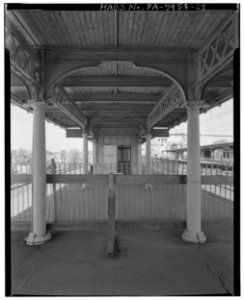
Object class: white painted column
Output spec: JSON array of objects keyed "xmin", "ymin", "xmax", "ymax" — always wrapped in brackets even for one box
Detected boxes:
[
  {"xmin": 83, "ymin": 130, "xmax": 88, "ymax": 174},
  {"xmin": 182, "ymin": 101, "xmax": 206, "ymax": 244},
  {"xmin": 145, "ymin": 132, "xmax": 152, "ymax": 174},
  {"xmin": 25, "ymin": 102, "xmax": 51, "ymax": 246},
  {"xmin": 137, "ymin": 141, "xmax": 142, "ymax": 174},
  {"xmin": 92, "ymin": 139, "xmax": 97, "ymax": 174}
]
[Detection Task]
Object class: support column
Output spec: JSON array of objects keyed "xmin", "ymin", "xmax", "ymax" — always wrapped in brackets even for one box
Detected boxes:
[
  {"xmin": 83, "ymin": 129, "xmax": 88, "ymax": 174},
  {"xmin": 145, "ymin": 132, "xmax": 152, "ymax": 174},
  {"xmin": 182, "ymin": 101, "xmax": 206, "ymax": 244},
  {"xmin": 25, "ymin": 102, "xmax": 51, "ymax": 246},
  {"xmin": 92, "ymin": 139, "xmax": 97, "ymax": 174},
  {"xmin": 137, "ymin": 140, "xmax": 142, "ymax": 174}
]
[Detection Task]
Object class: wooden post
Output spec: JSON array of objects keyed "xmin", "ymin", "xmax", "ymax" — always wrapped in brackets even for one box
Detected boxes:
[
  {"xmin": 107, "ymin": 173, "xmax": 117, "ymax": 257},
  {"xmin": 51, "ymin": 159, "xmax": 57, "ymax": 223}
]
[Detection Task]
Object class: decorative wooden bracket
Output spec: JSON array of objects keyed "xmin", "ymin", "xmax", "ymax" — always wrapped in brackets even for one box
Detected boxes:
[
  {"xmin": 48, "ymin": 85, "xmax": 87, "ymax": 129},
  {"xmin": 147, "ymin": 84, "xmax": 185, "ymax": 129},
  {"xmin": 6, "ymin": 25, "xmax": 47, "ymax": 102},
  {"xmin": 193, "ymin": 13, "xmax": 238, "ymax": 86},
  {"xmin": 6, "ymin": 26, "xmax": 41, "ymax": 83}
]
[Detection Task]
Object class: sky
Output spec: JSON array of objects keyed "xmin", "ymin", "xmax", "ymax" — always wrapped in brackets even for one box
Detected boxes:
[
  {"xmin": 10, "ymin": 99, "xmax": 233, "ymax": 152},
  {"xmin": 11, "ymin": 104, "xmax": 92, "ymax": 152},
  {"xmin": 170, "ymin": 99, "xmax": 233, "ymax": 146}
]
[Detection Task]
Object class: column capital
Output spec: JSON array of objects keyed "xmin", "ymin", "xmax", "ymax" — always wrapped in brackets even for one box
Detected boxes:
[
  {"xmin": 186, "ymin": 101, "xmax": 205, "ymax": 110},
  {"xmin": 83, "ymin": 127, "xmax": 89, "ymax": 134},
  {"xmin": 27, "ymin": 100, "xmax": 47, "ymax": 111}
]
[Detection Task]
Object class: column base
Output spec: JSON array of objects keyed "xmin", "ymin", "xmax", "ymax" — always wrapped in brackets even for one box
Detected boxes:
[
  {"xmin": 181, "ymin": 229, "xmax": 207, "ymax": 244},
  {"xmin": 25, "ymin": 232, "xmax": 52, "ymax": 246}
]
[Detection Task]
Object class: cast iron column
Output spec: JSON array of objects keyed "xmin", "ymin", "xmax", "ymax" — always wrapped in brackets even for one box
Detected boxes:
[
  {"xmin": 145, "ymin": 132, "xmax": 152, "ymax": 174},
  {"xmin": 25, "ymin": 101, "xmax": 51, "ymax": 246},
  {"xmin": 83, "ymin": 129, "xmax": 88, "ymax": 174},
  {"xmin": 181, "ymin": 101, "xmax": 206, "ymax": 244}
]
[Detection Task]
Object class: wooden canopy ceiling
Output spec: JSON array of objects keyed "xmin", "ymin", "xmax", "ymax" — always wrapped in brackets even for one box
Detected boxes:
[{"xmin": 6, "ymin": 6, "xmax": 237, "ymax": 135}]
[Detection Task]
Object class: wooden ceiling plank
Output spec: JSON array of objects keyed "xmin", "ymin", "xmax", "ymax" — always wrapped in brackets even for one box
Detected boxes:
[
  {"xmin": 187, "ymin": 12, "xmax": 212, "ymax": 48},
  {"xmin": 149, "ymin": 12, "xmax": 164, "ymax": 47},
  {"xmin": 172, "ymin": 13, "xmax": 196, "ymax": 47},
  {"xmin": 16, "ymin": 10, "xmax": 48, "ymax": 45},
  {"xmin": 78, "ymin": 12, "xmax": 90, "ymax": 47},
  {"xmin": 191, "ymin": 14, "xmax": 215, "ymax": 48},
  {"xmin": 60, "ymin": 11, "xmax": 77, "ymax": 47},
  {"xmin": 57, "ymin": 11, "xmax": 74, "ymax": 46},
  {"xmin": 161, "ymin": 12, "xmax": 180, "ymax": 47},
  {"xmin": 33, "ymin": 11, "xmax": 59, "ymax": 46},
  {"xmin": 156, "ymin": 12, "xmax": 171, "ymax": 47},
  {"xmin": 166, "ymin": 12, "xmax": 186, "ymax": 47},
  {"xmin": 90, "ymin": 11, "xmax": 99, "ymax": 46},
  {"xmin": 83, "ymin": 12, "xmax": 93, "ymax": 46},
  {"xmin": 126, "ymin": 11, "xmax": 135, "ymax": 46},
  {"xmin": 137, "ymin": 12, "xmax": 148, "ymax": 46},
  {"xmin": 139, "ymin": 11, "xmax": 151, "ymax": 45},
  {"xmin": 101, "ymin": 11, "xmax": 109, "ymax": 45},
  {"xmin": 75, "ymin": 11, "xmax": 88, "ymax": 46},
  {"xmin": 69, "ymin": 11, "xmax": 84, "ymax": 46},
  {"xmin": 108, "ymin": 11, "xmax": 114, "ymax": 46},
  {"xmin": 192, "ymin": 13, "xmax": 225, "ymax": 49},
  {"xmin": 131, "ymin": 12, "xmax": 140, "ymax": 46},
  {"xmin": 96, "ymin": 12, "xmax": 105, "ymax": 46},
  {"xmin": 119, "ymin": 11, "xmax": 127, "ymax": 45},
  {"xmin": 11, "ymin": 10, "xmax": 40, "ymax": 46},
  {"xmin": 49, "ymin": 11, "xmax": 69, "ymax": 46}
]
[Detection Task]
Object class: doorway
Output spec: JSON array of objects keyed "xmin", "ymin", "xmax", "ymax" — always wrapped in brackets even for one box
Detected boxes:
[{"xmin": 117, "ymin": 145, "xmax": 131, "ymax": 174}]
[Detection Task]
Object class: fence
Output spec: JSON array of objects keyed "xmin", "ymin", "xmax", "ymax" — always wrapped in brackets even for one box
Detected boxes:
[
  {"xmin": 11, "ymin": 160, "xmax": 233, "ymax": 223},
  {"xmin": 148, "ymin": 158, "xmax": 234, "ymax": 201}
]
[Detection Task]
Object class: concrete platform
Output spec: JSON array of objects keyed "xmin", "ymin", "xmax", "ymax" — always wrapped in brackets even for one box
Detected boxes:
[{"xmin": 10, "ymin": 220, "xmax": 234, "ymax": 296}]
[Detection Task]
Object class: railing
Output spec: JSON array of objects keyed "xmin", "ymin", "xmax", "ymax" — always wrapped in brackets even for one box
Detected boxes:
[
  {"xmin": 11, "ymin": 173, "xmax": 233, "ymax": 223},
  {"xmin": 144, "ymin": 157, "xmax": 234, "ymax": 201},
  {"xmin": 10, "ymin": 158, "xmax": 234, "ymax": 223}
]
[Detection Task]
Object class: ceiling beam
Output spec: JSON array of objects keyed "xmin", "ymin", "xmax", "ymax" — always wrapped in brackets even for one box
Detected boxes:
[
  {"xmin": 79, "ymin": 101, "xmax": 158, "ymax": 105},
  {"xmin": 78, "ymin": 103, "xmax": 153, "ymax": 111},
  {"xmin": 206, "ymin": 76, "xmax": 233, "ymax": 88},
  {"xmin": 61, "ymin": 76, "xmax": 172, "ymax": 87},
  {"xmin": 45, "ymin": 48, "xmax": 189, "ymax": 63},
  {"xmin": 72, "ymin": 92, "xmax": 160, "ymax": 102}
]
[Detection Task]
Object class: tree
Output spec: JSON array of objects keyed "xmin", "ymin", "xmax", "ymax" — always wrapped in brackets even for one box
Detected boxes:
[
  {"xmin": 13, "ymin": 148, "xmax": 31, "ymax": 164},
  {"xmin": 67, "ymin": 149, "xmax": 81, "ymax": 163}
]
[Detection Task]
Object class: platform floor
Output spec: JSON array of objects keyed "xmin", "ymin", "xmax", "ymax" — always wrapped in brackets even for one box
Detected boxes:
[{"xmin": 10, "ymin": 219, "xmax": 234, "ymax": 296}]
